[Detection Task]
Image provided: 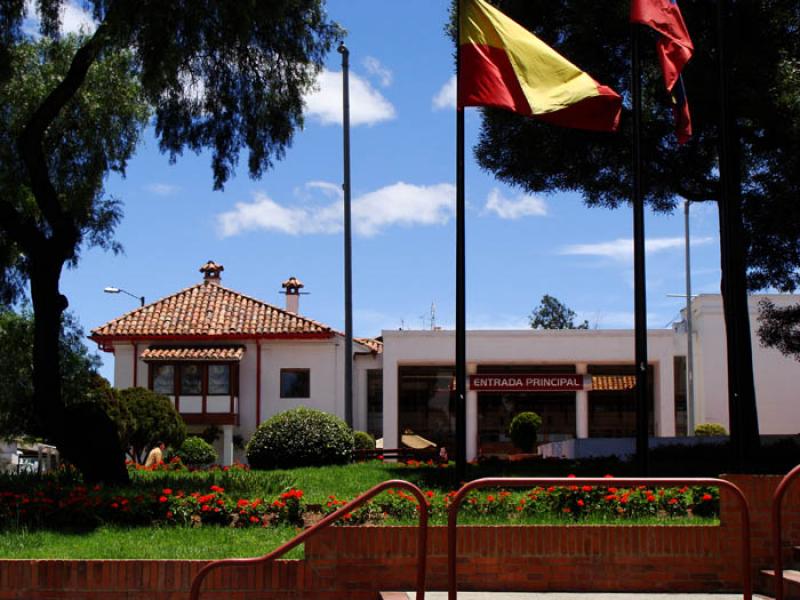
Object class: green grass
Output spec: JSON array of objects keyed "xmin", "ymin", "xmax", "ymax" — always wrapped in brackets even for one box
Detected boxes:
[{"xmin": 0, "ymin": 525, "xmax": 303, "ymax": 559}]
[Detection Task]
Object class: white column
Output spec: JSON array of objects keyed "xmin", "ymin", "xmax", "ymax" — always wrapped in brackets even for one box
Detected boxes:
[
  {"xmin": 576, "ymin": 362, "xmax": 589, "ymax": 438},
  {"xmin": 466, "ymin": 363, "xmax": 478, "ymax": 461},
  {"xmin": 383, "ymin": 357, "xmax": 399, "ymax": 450},
  {"xmin": 221, "ymin": 424, "xmax": 234, "ymax": 466},
  {"xmin": 657, "ymin": 360, "xmax": 676, "ymax": 436}
]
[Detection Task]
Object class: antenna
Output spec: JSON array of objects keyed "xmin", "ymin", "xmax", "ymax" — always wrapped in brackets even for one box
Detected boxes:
[{"xmin": 430, "ymin": 302, "xmax": 437, "ymax": 330}]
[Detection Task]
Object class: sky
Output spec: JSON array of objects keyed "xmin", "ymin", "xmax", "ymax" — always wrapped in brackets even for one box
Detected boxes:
[{"xmin": 29, "ymin": 1, "xmax": 724, "ymax": 381}]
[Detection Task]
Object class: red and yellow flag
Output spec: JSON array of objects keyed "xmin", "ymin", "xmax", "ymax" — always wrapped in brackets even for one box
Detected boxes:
[{"xmin": 458, "ymin": 0, "xmax": 622, "ymax": 132}]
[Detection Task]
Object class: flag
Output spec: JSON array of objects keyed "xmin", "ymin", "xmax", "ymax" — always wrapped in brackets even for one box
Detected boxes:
[
  {"xmin": 458, "ymin": 0, "xmax": 621, "ymax": 132},
  {"xmin": 631, "ymin": 0, "xmax": 694, "ymax": 143}
]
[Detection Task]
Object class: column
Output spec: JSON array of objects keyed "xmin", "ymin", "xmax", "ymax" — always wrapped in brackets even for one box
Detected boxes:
[
  {"xmin": 658, "ymin": 360, "xmax": 676, "ymax": 437},
  {"xmin": 466, "ymin": 363, "xmax": 478, "ymax": 461},
  {"xmin": 222, "ymin": 424, "xmax": 234, "ymax": 467},
  {"xmin": 382, "ymin": 359, "xmax": 399, "ymax": 451},
  {"xmin": 576, "ymin": 362, "xmax": 589, "ymax": 438}
]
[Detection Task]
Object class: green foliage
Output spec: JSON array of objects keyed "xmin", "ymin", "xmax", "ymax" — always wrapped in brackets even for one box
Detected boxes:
[
  {"xmin": 508, "ymin": 412, "xmax": 542, "ymax": 452},
  {"xmin": 529, "ymin": 294, "xmax": 589, "ymax": 330},
  {"xmin": 200, "ymin": 425, "xmax": 222, "ymax": 444},
  {"xmin": 694, "ymin": 423, "xmax": 728, "ymax": 437},
  {"xmin": 246, "ymin": 407, "xmax": 354, "ymax": 470},
  {"xmin": 353, "ymin": 431, "xmax": 376, "ymax": 451},
  {"xmin": 0, "ymin": 308, "xmax": 102, "ymax": 438},
  {"xmin": 758, "ymin": 299, "xmax": 800, "ymax": 361},
  {"xmin": 176, "ymin": 436, "xmax": 218, "ymax": 467},
  {"xmin": 117, "ymin": 388, "xmax": 186, "ymax": 463}
]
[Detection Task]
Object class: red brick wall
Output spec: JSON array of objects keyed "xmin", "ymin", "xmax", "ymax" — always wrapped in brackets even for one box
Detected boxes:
[{"xmin": 2, "ymin": 474, "xmax": 798, "ymax": 599}]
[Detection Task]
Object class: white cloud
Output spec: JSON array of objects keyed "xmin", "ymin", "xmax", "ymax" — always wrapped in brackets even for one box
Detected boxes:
[
  {"xmin": 144, "ymin": 183, "xmax": 180, "ymax": 196},
  {"xmin": 304, "ymin": 69, "xmax": 396, "ymax": 126},
  {"xmin": 24, "ymin": 0, "xmax": 96, "ymax": 35},
  {"xmin": 217, "ymin": 181, "xmax": 455, "ymax": 238},
  {"xmin": 484, "ymin": 188, "xmax": 547, "ymax": 219},
  {"xmin": 559, "ymin": 236, "xmax": 714, "ymax": 262},
  {"xmin": 362, "ymin": 56, "xmax": 393, "ymax": 87},
  {"xmin": 432, "ymin": 75, "xmax": 456, "ymax": 111}
]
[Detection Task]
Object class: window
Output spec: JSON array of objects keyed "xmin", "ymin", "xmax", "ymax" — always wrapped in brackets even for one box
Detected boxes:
[
  {"xmin": 367, "ymin": 369, "xmax": 383, "ymax": 438},
  {"xmin": 180, "ymin": 364, "xmax": 202, "ymax": 395},
  {"xmin": 153, "ymin": 365, "xmax": 175, "ymax": 395},
  {"xmin": 280, "ymin": 369, "xmax": 310, "ymax": 398},
  {"xmin": 208, "ymin": 364, "xmax": 231, "ymax": 395}
]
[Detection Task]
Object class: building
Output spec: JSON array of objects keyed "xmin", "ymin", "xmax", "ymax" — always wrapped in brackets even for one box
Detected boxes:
[
  {"xmin": 90, "ymin": 262, "xmax": 380, "ymax": 464},
  {"xmin": 93, "ymin": 262, "xmax": 800, "ymax": 464}
]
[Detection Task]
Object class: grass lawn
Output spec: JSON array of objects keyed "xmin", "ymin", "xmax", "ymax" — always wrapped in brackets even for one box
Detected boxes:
[
  {"xmin": 0, "ymin": 525, "xmax": 303, "ymax": 559},
  {"xmin": 0, "ymin": 461, "xmax": 720, "ymax": 559}
]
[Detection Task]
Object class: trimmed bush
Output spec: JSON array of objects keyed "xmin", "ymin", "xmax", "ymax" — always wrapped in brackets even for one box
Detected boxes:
[
  {"xmin": 353, "ymin": 431, "xmax": 376, "ymax": 451},
  {"xmin": 176, "ymin": 436, "xmax": 218, "ymax": 467},
  {"xmin": 509, "ymin": 411, "xmax": 542, "ymax": 452},
  {"xmin": 246, "ymin": 407, "xmax": 354, "ymax": 469},
  {"xmin": 694, "ymin": 423, "xmax": 728, "ymax": 437},
  {"xmin": 117, "ymin": 387, "xmax": 186, "ymax": 463}
]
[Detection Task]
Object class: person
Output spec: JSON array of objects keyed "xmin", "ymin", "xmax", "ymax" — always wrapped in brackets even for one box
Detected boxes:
[
  {"xmin": 438, "ymin": 446, "xmax": 449, "ymax": 464},
  {"xmin": 144, "ymin": 441, "xmax": 165, "ymax": 468}
]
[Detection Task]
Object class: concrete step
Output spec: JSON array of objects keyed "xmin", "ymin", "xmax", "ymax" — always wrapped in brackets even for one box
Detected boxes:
[
  {"xmin": 761, "ymin": 569, "xmax": 800, "ymax": 600},
  {"xmin": 381, "ymin": 594, "xmax": 750, "ymax": 599}
]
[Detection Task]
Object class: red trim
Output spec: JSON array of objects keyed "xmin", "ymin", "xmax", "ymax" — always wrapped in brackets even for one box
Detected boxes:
[
  {"xmin": 132, "ymin": 343, "xmax": 138, "ymax": 387},
  {"xmin": 256, "ymin": 342, "xmax": 262, "ymax": 426}
]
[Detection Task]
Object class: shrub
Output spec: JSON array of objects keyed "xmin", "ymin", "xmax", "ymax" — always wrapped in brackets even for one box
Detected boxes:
[
  {"xmin": 176, "ymin": 436, "xmax": 218, "ymax": 467},
  {"xmin": 353, "ymin": 431, "xmax": 376, "ymax": 451},
  {"xmin": 117, "ymin": 387, "xmax": 186, "ymax": 463},
  {"xmin": 694, "ymin": 423, "xmax": 728, "ymax": 436},
  {"xmin": 508, "ymin": 412, "xmax": 542, "ymax": 452},
  {"xmin": 246, "ymin": 407, "xmax": 354, "ymax": 469}
]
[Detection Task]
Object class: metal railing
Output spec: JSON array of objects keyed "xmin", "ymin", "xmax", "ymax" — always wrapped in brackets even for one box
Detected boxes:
[
  {"xmin": 446, "ymin": 477, "xmax": 752, "ymax": 600},
  {"xmin": 188, "ymin": 479, "xmax": 429, "ymax": 600},
  {"xmin": 772, "ymin": 463, "xmax": 800, "ymax": 600}
]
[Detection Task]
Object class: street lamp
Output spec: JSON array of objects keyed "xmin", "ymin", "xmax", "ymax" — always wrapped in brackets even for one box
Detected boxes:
[{"xmin": 104, "ymin": 286, "xmax": 145, "ymax": 307}]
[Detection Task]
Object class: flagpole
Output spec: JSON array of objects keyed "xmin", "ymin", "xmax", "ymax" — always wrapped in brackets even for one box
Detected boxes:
[
  {"xmin": 631, "ymin": 22, "xmax": 649, "ymax": 475},
  {"xmin": 715, "ymin": 0, "xmax": 759, "ymax": 467},
  {"xmin": 455, "ymin": 0, "xmax": 467, "ymax": 484},
  {"xmin": 338, "ymin": 42, "xmax": 354, "ymax": 428}
]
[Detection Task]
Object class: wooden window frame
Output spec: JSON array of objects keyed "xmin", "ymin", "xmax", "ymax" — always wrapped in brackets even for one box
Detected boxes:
[{"xmin": 280, "ymin": 368, "xmax": 311, "ymax": 399}]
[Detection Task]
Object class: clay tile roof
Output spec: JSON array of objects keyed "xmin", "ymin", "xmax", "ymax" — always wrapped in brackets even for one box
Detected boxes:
[
  {"xmin": 355, "ymin": 337, "xmax": 383, "ymax": 354},
  {"xmin": 591, "ymin": 375, "xmax": 637, "ymax": 391},
  {"xmin": 90, "ymin": 282, "xmax": 333, "ymax": 340},
  {"xmin": 141, "ymin": 345, "xmax": 245, "ymax": 361}
]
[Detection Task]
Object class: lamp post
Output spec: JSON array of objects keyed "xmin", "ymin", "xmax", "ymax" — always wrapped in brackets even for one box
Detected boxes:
[{"xmin": 104, "ymin": 286, "xmax": 144, "ymax": 307}]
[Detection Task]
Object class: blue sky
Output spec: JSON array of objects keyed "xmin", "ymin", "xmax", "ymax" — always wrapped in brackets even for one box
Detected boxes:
[{"xmin": 37, "ymin": 1, "xmax": 722, "ymax": 381}]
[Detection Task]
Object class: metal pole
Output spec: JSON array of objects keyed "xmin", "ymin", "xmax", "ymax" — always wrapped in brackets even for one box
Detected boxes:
[
  {"xmin": 455, "ymin": 0, "xmax": 467, "ymax": 483},
  {"xmin": 338, "ymin": 42, "xmax": 354, "ymax": 428},
  {"xmin": 684, "ymin": 199, "xmax": 695, "ymax": 434},
  {"xmin": 631, "ymin": 22, "xmax": 649, "ymax": 474}
]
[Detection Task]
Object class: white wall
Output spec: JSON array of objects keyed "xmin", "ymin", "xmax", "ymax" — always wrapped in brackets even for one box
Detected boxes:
[{"xmin": 353, "ymin": 352, "xmax": 382, "ymax": 433}]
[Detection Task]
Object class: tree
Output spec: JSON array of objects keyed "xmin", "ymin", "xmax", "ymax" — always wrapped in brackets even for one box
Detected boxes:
[
  {"xmin": 757, "ymin": 300, "xmax": 800, "ymax": 361},
  {"xmin": 529, "ymin": 295, "xmax": 589, "ymax": 330},
  {"xmin": 0, "ymin": 308, "xmax": 101, "ymax": 439},
  {"xmin": 1, "ymin": 2, "xmax": 340, "ymax": 482},
  {"xmin": 468, "ymin": 0, "xmax": 800, "ymax": 459},
  {"xmin": 117, "ymin": 387, "xmax": 186, "ymax": 464}
]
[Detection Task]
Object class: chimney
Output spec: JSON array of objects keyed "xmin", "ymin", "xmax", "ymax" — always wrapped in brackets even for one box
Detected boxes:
[
  {"xmin": 199, "ymin": 260, "xmax": 224, "ymax": 284},
  {"xmin": 281, "ymin": 276, "xmax": 304, "ymax": 313}
]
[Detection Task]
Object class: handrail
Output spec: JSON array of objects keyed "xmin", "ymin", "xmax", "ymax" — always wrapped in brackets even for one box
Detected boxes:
[
  {"xmin": 772, "ymin": 463, "xmax": 800, "ymax": 600},
  {"xmin": 447, "ymin": 477, "xmax": 752, "ymax": 600},
  {"xmin": 189, "ymin": 479, "xmax": 429, "ymax": 600}
]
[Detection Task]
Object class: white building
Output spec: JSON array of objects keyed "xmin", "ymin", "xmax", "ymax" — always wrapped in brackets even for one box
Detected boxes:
[
  {"xmin": 91, "ymin": 261, "xmax": 380, "ymax": 465},
  {"xmin": 93, "ymin": 262, "xmax": 800, "ymax": 464}
]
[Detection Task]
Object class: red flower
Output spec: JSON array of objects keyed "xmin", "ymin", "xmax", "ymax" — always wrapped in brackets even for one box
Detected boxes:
[
  {"xmin": 701, "ymin": 493, "xmax": 713, "ymax": 502},
  {"xmin": 249, "ymin": 516, "xmax": 259, "ymax": 523},
  {"xmin": 567, "ymin": 474, "xmax": 576, "ymax": 478},
  {"xmin": 159, "ymin": 496, "xmax": 168, "ymax": 503},
  {"xmin": 210, "ymin": 485, "xmax": 224, "ymax": 493},
  {"xmin": 487, "ymin": 495, "xmax": 495, "ymax": 503},
  {"xmin": 201, "ymin": 505, "xmax": 210, "ymax": 512},
  {"xmin": 577, "ymin": 499, "xmax": 585, "ymax": 507},
  {"xmin": 425, "ymin": 491, "xmax": 434, "ymax": 498},
  {"xmin": 111, "ymin": 502, "xmax": 119, "ymax": 509},
  {"xmin": 237, "ymin": 499, "xmax": 250, "ymax": 508},
  {"xmin": 668, "ymin": 498, "xmax": 678, "ymax": 505},
  {"xmin": 162, "ymin": 488, "xmax": 173, "ymax": 495},
  {"xmin": 166, "ymin": 511, "xmax": 173, "ymax": 519},
  {"xmin": 582, "ymin": 485, "xmax": 593, "ymax": 492}
]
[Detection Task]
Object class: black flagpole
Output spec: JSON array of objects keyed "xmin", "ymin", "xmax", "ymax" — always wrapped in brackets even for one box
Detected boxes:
[
  {"xmin": 715, "ymin": 0, "xmax": 759, "ymax": 468},
  {"xmin": 631, "ymin": 21, "xmax": 650, "ymax": 475},
  {"xmin": 338, "ymin": 42, "xmax": 354, "ymax": 428},
  {"xmin": 455, "ymin": 0, "xmax": 467, "ymax": 483}
]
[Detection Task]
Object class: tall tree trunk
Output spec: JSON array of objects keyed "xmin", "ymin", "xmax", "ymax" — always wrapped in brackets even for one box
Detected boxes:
[{"xmin": 29, "ymin": 250, "xmax": 129, "ymax": 484}]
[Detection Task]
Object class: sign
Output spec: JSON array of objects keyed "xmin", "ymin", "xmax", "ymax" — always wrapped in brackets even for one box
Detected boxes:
[{"xmin": 469, "ymin": 374, "xmax": 584, "ymax": 392}]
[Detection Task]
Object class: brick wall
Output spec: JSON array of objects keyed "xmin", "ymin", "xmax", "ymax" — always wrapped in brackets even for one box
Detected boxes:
[{"xmin": 2, "ymin": 474, "xmax": 798, "ymax": 599}]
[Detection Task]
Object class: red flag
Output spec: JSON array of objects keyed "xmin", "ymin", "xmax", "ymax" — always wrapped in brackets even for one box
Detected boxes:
[{"xmin": 631, "ymin": 0, "xmax": 694, "ymax": 143}]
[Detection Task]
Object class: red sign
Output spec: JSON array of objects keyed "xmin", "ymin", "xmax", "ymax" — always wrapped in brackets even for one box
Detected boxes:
[{"xmin": 469, "ymin": 374, "xmax": 584, "ymax": 392}]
